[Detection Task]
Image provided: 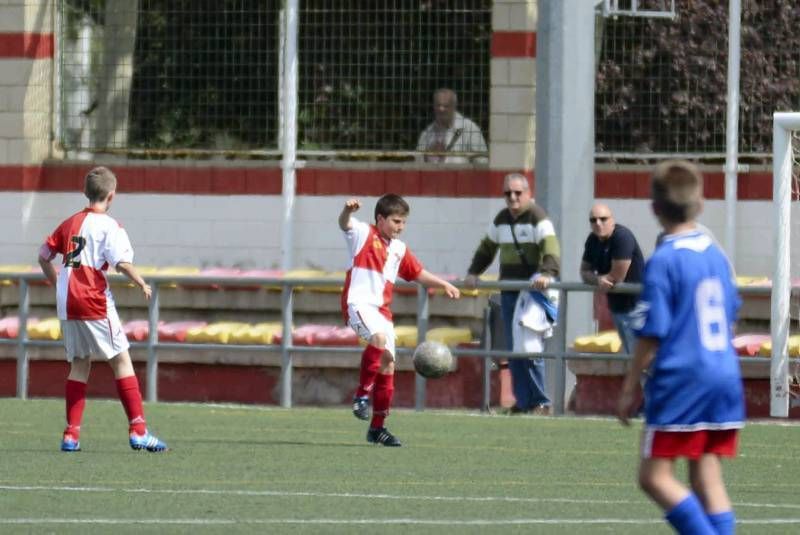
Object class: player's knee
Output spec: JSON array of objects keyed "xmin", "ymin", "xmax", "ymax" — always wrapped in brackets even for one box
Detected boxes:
[
  {"xmin": 380, "ymin": 356, "xmax": 395, "ymax": 374},
  {"xmin": 109, "ymin": 351, "xmax": 135, "ymax": 378},
  {"xmin": 369, "ymin": 333, "xmax": 388, "ymax": 349},
  {"xmin": 69, "ymin": 356, "xmax": 91, "ymax": 378},
  {"xmin": 637, "ymin": 468, "xmax": 659, "ymax": 496}
]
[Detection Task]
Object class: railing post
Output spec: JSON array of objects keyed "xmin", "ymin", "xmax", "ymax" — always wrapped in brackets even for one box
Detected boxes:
[
  {"xmin": 553, "ymin": 288, "xmax": 568, "ymax": 415},
  {"xmin": 482, "ymin": 305, "xmax": 492, "ymax": 412},
  {"xmin": 16, "ymin": 279, "xmax": 30, "ymax": 400},
  {"xmin": 146, "ymin": 283, "xmax": 160, "ymax": 402},
  {"xmin": 280, "ymin": 284, "xmax": 294, "ymax": 408},
  {"xmin": 414, "ymin": 285, "xmax": 429, "ymax": 411}
]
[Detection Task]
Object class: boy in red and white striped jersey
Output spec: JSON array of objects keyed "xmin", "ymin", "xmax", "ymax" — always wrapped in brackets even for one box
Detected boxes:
[
  {"xmin": 38, "ymin": 166, "xmax": 167, "ymax": 453},
  {"xmin": 339, "ymin": 194, "xmax": 460, "ymax": 446}
]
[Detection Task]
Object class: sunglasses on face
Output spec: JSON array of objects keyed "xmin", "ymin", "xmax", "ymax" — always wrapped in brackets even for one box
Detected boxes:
[
  {"xmin": 589, "ymin": 216, "xmax": 610, "ymax": 224},
  {"xmin": 503, "ymin": 190, "xmax": 524, "ymax": 198}
]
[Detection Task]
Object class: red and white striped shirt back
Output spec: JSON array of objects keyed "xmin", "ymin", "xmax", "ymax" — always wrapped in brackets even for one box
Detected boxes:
[
  {"xmin": 40, "ymin": 208, "xmax": 133, "ymax": 320},
  {"xmin": 341, "ymin": 218, "xmax": 423, "ymax": 322}
]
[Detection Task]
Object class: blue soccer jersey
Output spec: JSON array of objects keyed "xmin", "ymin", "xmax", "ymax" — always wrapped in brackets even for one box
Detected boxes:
[{"xmin": 632, "ymin": 230, "xmax": 745, "ymax": 430}]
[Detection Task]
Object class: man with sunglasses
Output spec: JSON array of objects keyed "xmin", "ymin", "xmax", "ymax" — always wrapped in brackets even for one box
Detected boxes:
[
  {"xmin": 580, "ymin": 203, "xmax": 644, "ymax": 355},
  {"xmin": 465, "ymin": 173, "xmax": 560, "ymax": 415}
]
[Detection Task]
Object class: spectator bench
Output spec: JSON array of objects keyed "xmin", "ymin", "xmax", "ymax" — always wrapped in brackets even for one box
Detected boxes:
[{"xmin": 568, "ymin": 330, "xmax": 800, "ymax": 418}]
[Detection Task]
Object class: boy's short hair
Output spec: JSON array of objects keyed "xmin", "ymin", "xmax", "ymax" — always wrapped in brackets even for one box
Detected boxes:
[
  {"xmin": 651, "ymin": 160, "xmax": 703, "ymax": 223},
  {"xmin": 374, "ymin": 193, "xmax": 410, "ymax": 221},
  {"xmin": 84, "ymin": 166, "xmax": 118, "ymax": 203}
]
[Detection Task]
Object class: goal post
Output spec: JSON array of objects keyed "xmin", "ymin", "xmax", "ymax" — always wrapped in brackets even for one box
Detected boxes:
[{"xmin": 770, "ymin": 112, "xmax": 800, "ymax": 417}]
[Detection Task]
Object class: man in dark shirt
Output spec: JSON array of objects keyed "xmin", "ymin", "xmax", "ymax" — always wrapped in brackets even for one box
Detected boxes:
[{"xmin": 580, "ymin": 203, "xmax": 644, "ymax": 354}]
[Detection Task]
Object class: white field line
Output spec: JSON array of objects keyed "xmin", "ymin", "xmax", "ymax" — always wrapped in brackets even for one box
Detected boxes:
[
  {"xmin": 2, "ymin": 484, "xmax": 800, "ymax": 511},
  {"xmin": 14, "ymin": 398, "xmax": 800, "ymax": 427},
  {"xmin": 173, "ymin": 401, "xmax": 800, "ymax": 427},
  {"xmin": 1, "ymin": 518, "xmax": 800, "ymax": 526},
  {"xmin": 0, "ymin": 485, "xmax": 638, "ymax": 504}
]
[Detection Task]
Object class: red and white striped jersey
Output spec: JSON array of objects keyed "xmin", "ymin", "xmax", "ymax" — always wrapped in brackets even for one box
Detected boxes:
[
  {"xmin": 341, "ymin": 218, "xmax": 423, "ymax": 322},
  {"xmin": 39, "ymin": 208, "xmax": 134, "ymax": 320}
]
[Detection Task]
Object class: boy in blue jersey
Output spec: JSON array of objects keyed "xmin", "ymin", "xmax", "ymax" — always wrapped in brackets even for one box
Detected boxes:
[{"xmin": 617, "ymin": 160, "xmax": 744, "ymax": 535}]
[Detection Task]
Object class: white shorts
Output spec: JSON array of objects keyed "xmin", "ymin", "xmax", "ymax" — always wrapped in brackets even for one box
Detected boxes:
[
  {"xmin": 61, "ymin": 313, "xmax": 130, "ymax": 362},
  {"xmin": 347, "ymin": 304, "xmax": 396, "ymax": 360}
]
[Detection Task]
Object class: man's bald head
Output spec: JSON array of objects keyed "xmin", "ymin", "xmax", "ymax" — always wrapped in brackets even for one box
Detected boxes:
[{"xmin": 589, "ymin": 203, "xmax": 615, "ymax": 240}]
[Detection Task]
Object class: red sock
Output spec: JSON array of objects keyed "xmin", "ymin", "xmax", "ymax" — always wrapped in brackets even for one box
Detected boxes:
[
  {"xmin": 115, "ymin": 375, "xmax": 147, "ymax": 435},
  {"xmin": 355, "ymin": 345, "xmax": 383, "ymax": 398},
  {"xmin": 64, "ymin": 379, "xmax": 87, "ymax": 439},
  {"xmin": 370, "ymin": 372, "xmax": 394, "ymax": 428}
]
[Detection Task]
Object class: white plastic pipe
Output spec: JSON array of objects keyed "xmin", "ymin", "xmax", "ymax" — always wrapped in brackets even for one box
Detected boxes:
[{"xmin": 770, "ymin": 112, "xmax": 800, "ymax": 417}]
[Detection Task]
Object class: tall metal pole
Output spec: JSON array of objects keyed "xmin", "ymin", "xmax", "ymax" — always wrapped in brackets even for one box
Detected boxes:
[
  {"xmin": 724, "ymin": 0, "xmax": 741, "ymax": 266},
  {"xmin": 281, "ymin": 0, "xmax": 299, "ymax": 272},
  {"xmin": 279, "ymin": 0, "xmax": 299, "ymax": 407},
  {"xmin": 535, "ymin": 0, "xmax": 596, "ymax": 409}
]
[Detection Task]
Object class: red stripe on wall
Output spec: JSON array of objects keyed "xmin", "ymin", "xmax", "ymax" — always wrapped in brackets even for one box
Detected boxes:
[
  {"xmin": 491, "ymin": 31, "xmax": 536, "ymax": 58},
  {"xmin": 0, "ymin": 164, "xmax": 776, "ymax": 199},
  {"xmin": 0, "ymin": 32, "xmax": 54, "ymax": 59},
  {"xmin": 595, "ymin": 170, "xmax": 773, "ymax": 200}
]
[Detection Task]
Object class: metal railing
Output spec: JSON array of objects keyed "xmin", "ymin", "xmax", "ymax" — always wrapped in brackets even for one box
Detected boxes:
[{"xmin": 1, "ymin": 272, "xmax": 776, "ymax": 415}]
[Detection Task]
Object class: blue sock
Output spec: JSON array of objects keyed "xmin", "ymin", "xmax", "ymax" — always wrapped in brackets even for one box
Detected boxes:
[
  {"xmin": 665, "ymin": 494, "xmax": 716, "ymax": 534},
  {"xmin": 707, "ymin": 511, "xmax": 735, "ymax": 535}
]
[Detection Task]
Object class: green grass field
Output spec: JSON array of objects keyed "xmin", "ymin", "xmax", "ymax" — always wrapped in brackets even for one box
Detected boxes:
[{"xmin": 1, "ymin": 399, "xmax": 799, "ymax": 534}]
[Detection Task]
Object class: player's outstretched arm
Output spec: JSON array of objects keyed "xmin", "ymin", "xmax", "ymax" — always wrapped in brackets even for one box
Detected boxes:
[
  {"xmin": 116, "ymin": 262, "xmax": 152, "ymax": 301},
  {"xmin": 463, "ymin": 273, "xmax": 479, "ymax": 289},
  {"xmin": 416, "ymin": 269, "xmax": 460, "ymax": 299},
  {"xmin": 616, "ymin": 336, "xmax": 657, "ymax": 426},
  {"xmin": 37, "ymin": 254, "xmax": 58, "ymax": 287},
  {"xmin": 338, "ymin": 198, "xmax": 361, "ymax": 231}
]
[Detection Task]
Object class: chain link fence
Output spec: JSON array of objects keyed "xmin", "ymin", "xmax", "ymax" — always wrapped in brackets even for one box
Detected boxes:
[
  {"xmin": 57, "ymin": 1, "xmax": 800, "ymax": 159},
  {"xmin": 596, "ymin": 0, "xmax": 800, "ymax": 159},
  {"xmin": 58, "ymin": 0, "xmax": 491, "ymax": 156}
]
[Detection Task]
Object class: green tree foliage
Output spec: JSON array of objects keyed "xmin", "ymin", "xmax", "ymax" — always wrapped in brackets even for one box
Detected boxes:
[
  {"xmin": 125, "ymin": 0, "xmax": 490, "ymax": 152},
  {"xmin": 596, "ymin": 0, "xmax": 800, "ymax": 155},
  {"xmin": 129, "ymin": 0, "xmax": 280, "ymax": 150}
]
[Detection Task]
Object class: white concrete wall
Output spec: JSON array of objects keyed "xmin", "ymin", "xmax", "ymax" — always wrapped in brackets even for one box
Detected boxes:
[{"xmin": 1, "ymin": 192, "xmax": 788, "ymax": 279}]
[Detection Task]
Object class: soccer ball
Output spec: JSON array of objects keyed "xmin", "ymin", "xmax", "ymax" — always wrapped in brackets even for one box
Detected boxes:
[{"xmin": 412, "ymin": 341, "xmax": 453, "ymax": 379}]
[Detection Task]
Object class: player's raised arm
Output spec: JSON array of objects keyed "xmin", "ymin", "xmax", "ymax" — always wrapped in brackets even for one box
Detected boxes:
[
  {"xmin": 416, "ymin": 269, "xmax": 460, "ymax": 299},
  {"xmin": 338, "ymin": 198, "xmax": 361, "ymax": 231}
]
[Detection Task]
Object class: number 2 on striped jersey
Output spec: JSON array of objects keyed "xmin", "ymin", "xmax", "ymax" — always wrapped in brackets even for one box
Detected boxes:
[{"xmin": 64, "ymin": 236, "xmax": 86, "ymax": 268}]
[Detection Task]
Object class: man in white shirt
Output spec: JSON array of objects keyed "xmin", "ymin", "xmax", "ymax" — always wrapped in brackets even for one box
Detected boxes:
[{"xmin": 417, "ymin": 88, "xmax": 487, "ymax": 164}]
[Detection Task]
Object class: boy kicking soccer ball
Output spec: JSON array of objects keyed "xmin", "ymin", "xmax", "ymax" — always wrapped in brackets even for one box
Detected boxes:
[
  {"xmin": 339, "ymin": 194, "xmax": 460, "ymax": 446},
  {"xmin": 38, "ymin": 166, "xmax": 168, "ymax": 453},
  {"xmin": 617, "ymin": 160, "xmax": 743, "ymax": 534}
]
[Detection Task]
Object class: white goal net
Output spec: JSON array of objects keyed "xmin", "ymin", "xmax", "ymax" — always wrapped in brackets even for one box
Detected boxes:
[{"xmin": 771, "ymin": 112, "xmax": 800, "ymax": 417}]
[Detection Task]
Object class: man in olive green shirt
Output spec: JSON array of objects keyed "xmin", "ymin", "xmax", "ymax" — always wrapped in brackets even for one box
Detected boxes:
[{"xmin": 465, "ymin": 173, "xmax": 560, "ymax": 414}]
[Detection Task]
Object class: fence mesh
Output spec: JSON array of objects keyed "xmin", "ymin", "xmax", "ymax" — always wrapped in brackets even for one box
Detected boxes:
[
  {"xmin": 58, "ymin": 0, "xmax": 491, "ymax": 156},
  {"xmin": 59, "ymin": 0, "xmax": 281, "ymax": 153},
  {"xmin": 297, "ymin": 1, "xmax": 491, "ymax": 153},
  {"xmin": 596, "ymin": 0, "xmax": 800, "ymax": 158},
  {"xmin": 57, "ymin": 1, "xmax": 800, "ymax": 159}
]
